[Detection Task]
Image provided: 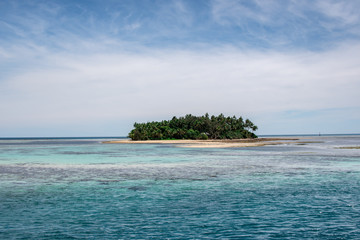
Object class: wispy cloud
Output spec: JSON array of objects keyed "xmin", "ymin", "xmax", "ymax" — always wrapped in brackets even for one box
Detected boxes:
[
  {"xmin": 316, "ymin": 1, "xmax": 360, "ymax": 25},
  {"xmin": 210, "ymin": 0, "xmax": 360, "ymax": 49}
]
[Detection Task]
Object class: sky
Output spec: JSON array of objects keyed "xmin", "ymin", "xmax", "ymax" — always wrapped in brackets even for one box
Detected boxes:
[{"xmin": 0, "ymin": 0, "xmax": 360, "ymax": 137}]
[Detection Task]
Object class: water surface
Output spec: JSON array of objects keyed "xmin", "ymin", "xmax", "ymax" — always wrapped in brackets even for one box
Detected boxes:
[{"xmin": 1, "ymin": 136, "xmax": 360, "ymax": 239}]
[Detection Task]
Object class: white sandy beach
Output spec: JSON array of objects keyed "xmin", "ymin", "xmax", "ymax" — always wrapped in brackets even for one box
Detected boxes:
[{"xmin": 103, "ymin": 138, "xmax": 301, "ymax": 148}]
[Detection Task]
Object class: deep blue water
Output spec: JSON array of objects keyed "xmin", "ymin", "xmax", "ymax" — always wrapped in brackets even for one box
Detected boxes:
[{"xmin": 1, "ymin": 136, "xmax": 360, "ymax": 239}]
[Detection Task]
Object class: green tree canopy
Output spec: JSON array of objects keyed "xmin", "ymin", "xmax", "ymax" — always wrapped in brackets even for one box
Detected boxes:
[{"xmin": 128, "ymin": 114, "xmax": 258, "ymax": 140}]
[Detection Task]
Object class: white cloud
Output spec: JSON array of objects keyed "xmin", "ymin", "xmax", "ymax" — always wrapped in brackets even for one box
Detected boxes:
[
  {"xmin": 1, "ymin": 42, "xmax": 359, "ymax": 135},
  {"xmin": 211, "ymin": 0, "xmax": 360, "ymax": 46},
  {"xmin": 124, "ymin": 22, "xmax": 141, "ymax": 31},
  {"xmin": 316, "ymin": 1, "xmax": 360, "ymax": 25},
  {"xmin": 211, "ymin": 0, "xmax": 360, "ymax": 25}
]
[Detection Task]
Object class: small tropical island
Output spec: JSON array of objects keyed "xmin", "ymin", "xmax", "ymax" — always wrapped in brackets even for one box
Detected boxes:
[
  {"xmin": 128, "ymin": 113, "xmax": 258, "ymax": 140},
  {"xmin": 103, "ymin": 114, "xmax": 300, "ymax": 147}
]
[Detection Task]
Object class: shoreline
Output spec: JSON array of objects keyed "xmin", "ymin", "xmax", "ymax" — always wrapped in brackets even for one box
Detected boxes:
[{"xmin": 103, "ymin": 137, "xmax": 302, "ymax": 148}]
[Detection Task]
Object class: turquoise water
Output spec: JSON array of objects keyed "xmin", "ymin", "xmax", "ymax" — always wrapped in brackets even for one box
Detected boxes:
[{"xmin": 1, "ymin": 136, "xmax": 360, "ymax": 239}]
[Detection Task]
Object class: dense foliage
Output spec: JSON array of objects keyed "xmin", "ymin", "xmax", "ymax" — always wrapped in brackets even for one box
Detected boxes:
[{"xmin": 128, "ymin": 114, "xmax": 258, "ymax": 140}]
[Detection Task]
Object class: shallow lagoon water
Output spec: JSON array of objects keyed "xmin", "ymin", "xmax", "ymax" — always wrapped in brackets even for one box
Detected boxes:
[{"xmin": 1, "ymin": 136, "xmax": 360, "ymax": 239}]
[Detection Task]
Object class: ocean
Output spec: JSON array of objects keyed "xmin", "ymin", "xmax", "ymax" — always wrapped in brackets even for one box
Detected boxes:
[{"xmin": 1, "ymin": 135, "xmax": 360, "ymax": 239}]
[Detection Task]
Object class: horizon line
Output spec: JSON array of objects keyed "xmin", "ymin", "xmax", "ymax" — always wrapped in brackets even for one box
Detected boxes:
[{"xmin": 1, "ymin": 133, "xmax": 360, "ymax": 139}]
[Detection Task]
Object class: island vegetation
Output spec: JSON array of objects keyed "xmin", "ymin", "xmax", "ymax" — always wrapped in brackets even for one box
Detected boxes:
[{"xmin": 128, "ymin": 113, "xmax": 258, "ymax": 140}]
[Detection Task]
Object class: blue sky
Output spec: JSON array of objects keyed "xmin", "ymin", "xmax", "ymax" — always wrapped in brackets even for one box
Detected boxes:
[{"xmin": 1, "ymin": 0, "xmax": 360, "ymax": 137}]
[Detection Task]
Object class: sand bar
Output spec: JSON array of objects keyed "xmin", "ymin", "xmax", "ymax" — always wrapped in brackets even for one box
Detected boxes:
[{"xmin": 103, "ymin": 138, "xmax": 301, "ymax": 148}]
